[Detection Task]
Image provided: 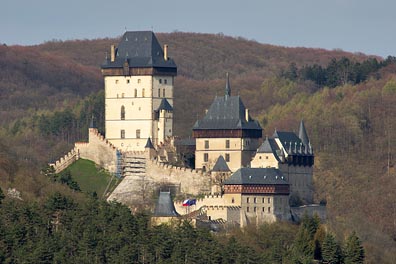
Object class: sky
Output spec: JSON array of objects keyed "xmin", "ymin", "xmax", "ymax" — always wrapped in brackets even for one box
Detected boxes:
[{"xmin": 1, "ymin": 0, "xmax": 395, "ymax": 58}]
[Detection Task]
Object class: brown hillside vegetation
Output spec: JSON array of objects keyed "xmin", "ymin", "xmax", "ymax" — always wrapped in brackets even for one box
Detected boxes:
[{"xmin": 0, "ymin": 32, "xmax": 395, "ymax": 262}]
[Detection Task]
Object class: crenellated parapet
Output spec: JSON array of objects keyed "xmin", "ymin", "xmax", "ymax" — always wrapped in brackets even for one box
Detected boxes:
[{"xmin": 49, "ymin": 148, "xmax": 79, "ymax": 173}]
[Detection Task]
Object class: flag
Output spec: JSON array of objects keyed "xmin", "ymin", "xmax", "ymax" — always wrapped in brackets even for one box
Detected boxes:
[{"xmin": 182, "ymin": 199, "xmax": 197, "ymax": 206}]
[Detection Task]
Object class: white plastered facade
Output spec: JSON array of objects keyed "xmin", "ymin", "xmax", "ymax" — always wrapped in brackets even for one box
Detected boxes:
[{"xmin": 105, "ymin": 75, "xmax": 174, "ymax": 151}]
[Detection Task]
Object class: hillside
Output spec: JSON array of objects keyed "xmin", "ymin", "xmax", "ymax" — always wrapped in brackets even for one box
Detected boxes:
[{"xmin": 0, "ymin": 32, "xmax": 395, "ymax": 262}]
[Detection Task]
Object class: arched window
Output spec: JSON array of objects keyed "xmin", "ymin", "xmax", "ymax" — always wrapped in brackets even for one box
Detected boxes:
[
  {"xmin": 121, "ymin": 105, "xmax": 125, "ymax": 120},
  {"xmin": 134, "ymin": 89, "xmax": 137, "ymax": 97},
  {"xmin": 142, "ymin": 88, "xmax": 145, "ymax": 97}
]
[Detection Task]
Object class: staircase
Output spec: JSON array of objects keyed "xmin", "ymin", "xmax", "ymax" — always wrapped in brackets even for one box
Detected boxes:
[{"xmin": 107, "ymin": 152, "xmax": 152, "ymax": 206}]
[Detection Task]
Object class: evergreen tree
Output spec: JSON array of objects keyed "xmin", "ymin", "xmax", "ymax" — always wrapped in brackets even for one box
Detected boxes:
[
  {"xmin": 344, "ymin": 232, "xmax": 365, "ymax": 264},
  {"xmin": 0, "ymin": 187, "xmax": 4, "ymax": 204},
  {"xmin": 322, "ymin": 233, "xmax": 343, "ymax": 264}
]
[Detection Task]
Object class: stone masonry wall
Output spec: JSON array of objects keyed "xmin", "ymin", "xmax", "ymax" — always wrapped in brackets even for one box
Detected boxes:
[
  {"xmin": 145, "ymin": 159, "xmax": 211, "ymax": 195},
  {"xmin": 75, "ymin": 128, "xmax": 118, "ymax": 173},
  {"xmin": 50, "ymin": 148, "xmax": 78, "ymax": 173}
]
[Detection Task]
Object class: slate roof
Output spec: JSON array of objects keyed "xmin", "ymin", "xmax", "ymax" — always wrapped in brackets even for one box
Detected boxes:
[
  {"xmin": 212, "ymin": 155, "xmax": 231, "ymax": 172},
  {"xmin": 145, "ymin": 137, "xmax": 155, "ymax": 149},
  {"xmin": 257, "ymin": 137, "xmax": 282, "ymax": 161},
  {"xmin": 101, "ymin": 31, "xmax": 177, "ymax": 69},
  {"xmin": 193, "ymin": 96, "xmax": 262, "ymax": 130},
  {"xmin": 224, "ymin": 168, "xmax": 288, "ymax": 185},
  {"xmin": 153, "ymin": 192, "xmax": 180, "ymax": 217},
  {"xmin": 157, "ymin": 98, "xmax": 173, "ymax": 111},
  {"xmin": 298, "ymin": 120, "xmax": 310, "ymax": 146}
]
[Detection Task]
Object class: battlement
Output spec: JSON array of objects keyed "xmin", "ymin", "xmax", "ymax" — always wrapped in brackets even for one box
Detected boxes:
[{"xmin": 49, "ymin": 148, "xmax": 79, "ymax": 173}]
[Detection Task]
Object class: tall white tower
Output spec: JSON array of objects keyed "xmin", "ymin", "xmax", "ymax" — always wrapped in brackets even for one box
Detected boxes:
[{"xmin": 101, "ymin": 31, "xmax": 177, "ymax": 151}]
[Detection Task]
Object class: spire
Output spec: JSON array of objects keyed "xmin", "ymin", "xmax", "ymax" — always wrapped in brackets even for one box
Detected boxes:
[
  {"xmin": 145, "ymin": 137, "xmax": 155, "ymax": 149},
  {"xmin": 298, "ymin": 119, "xmax": 309, "ymax": 146},
  {"xmin": 225, "ymin": 72, "xmax": 231, "ymax": 97}
]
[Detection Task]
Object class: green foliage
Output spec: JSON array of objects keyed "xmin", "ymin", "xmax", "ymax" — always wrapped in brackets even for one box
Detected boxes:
[
  {"xmin": 0, "ymin": 187, "xmax": 4, "ymax": 204},
  {"xmin": 344, "ymin": 232, "xmax": 365, "ymax": 264},
  {"xmin": 286, "ymin": 56, "xmax": 392, "ymax": 88},
  {"xmin": 47, "ymin": 169, "xmax": 81, "ymax": 192},
  {"xmin": 322, "ymin": 233, "xmax": 343, "ymax": 264},
  {"xmin": 67, "ymin": 159, "xmax": 118, "ymax": 196}
]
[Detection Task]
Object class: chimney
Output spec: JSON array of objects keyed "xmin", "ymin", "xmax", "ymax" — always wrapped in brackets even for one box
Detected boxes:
[
  {"xmin": 110, "ymin": 45, "xmax": 115, "ymax": 62},
  {"xmin": 245, "ymin": 109, "xmax": 249, "ymax": 122},
  {"xmin": 163, "ymin": 44, "xmax": 168, "ymax": 61}
]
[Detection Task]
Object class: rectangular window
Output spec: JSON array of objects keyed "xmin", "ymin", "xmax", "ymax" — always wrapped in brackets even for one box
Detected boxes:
[
  {"xmin": 163, "ymin": 88, "xmax": 166, "ymax": 97},
  {"xmin": 253, "ymin": 197, "xmax": 256, "ymax": 204},
  {"xmin": 254, "ymin": 207, "xmax": 256, "ymax": 212},
  {"xmin": 164, "ymin": 79, "xmax": 168, "ymax": 84},
  {"xmin": 127, "ymin": 79, "xmax": 130, "ymax": 84},
  {"xmin": 204, "ymin": 140, "xmax": 209, "ymax": 149},
  {"xmin": 268, "ymin": 207, "xmax": 271, "ymax": 213},
  {"xmin": 225, "ymin": 153, "xmax": 230, "ymax": 162},
  {"xmin": 121, "ymin": 130, "xmax": 125, "ymax": 139},
  {"xmin": 134, "ymin": 89, "xmax": 137, "ymax": 97},
  {"xmin": 262, "ymin": 207, "xmax": 265, "ymax": 212},
  {"xmin": 268, "ymin": 198, "xmax": 271, "ymax": 203},
  {"xmin": 158, "ymin": 88, "xmax": 161, "ymax": 97},
  {"xmin": 136, "ymin": 129, "xmax": 141, "ymax": 139},
  {"xmin": 246, "ymin": 197, "xmax": 250, "ymax": 203},
  {"xmin": 262, "ymin": 198, "xmax": 265, "ymax": 203},
  {"xmin": 204, "ymin": 153, "xmax": 208, "ymax": 162},
  {"xmin": 226, "ymin": 139, "xmax": 230, "ymax": 149},
  {"xmin": 159, "ymin": 79, "xmax": 162, "ymax": 84},
  {"xmin": 247, "ymin": 207, "xmax": 249, "ymax": 212}
]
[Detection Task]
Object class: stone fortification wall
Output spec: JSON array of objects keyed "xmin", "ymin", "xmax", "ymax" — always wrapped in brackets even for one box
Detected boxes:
[
  {"xmin": 174, "ymin": 194, "xmax": 228, "ymax": 215},
  {"xmin": 50, "ymin": 148, "xmax": 79, "ymax": 173},
  {"xmin": 145, "ymin": 159, "xmax": 211, "ymax": 195},
  {"xmin": 107, "ymin": 158, "xmax": 211, "ymax": 207},
  {"xmin": 75, "ymin": 128, "xmax": 118, "ymax": 173}
]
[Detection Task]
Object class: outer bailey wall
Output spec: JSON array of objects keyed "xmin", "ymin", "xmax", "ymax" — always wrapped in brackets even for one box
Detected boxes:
[
  {"xmin": 145, "ymin": 160, "xmax": 211, "ymax": 195},
  {"xmin": 75, "ymin": 128, "xmax": 118, "ymax": 173}
]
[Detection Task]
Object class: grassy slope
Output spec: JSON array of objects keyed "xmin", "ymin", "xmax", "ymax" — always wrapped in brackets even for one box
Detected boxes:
[{"xmin": 68, "ymin": 159, "xmax": 118, "ymax": 197}]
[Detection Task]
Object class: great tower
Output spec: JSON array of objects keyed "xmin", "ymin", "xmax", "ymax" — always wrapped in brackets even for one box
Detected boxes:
[{"xmin": 101, "ymin": 31, "xmax": 177, "ymax": 151}]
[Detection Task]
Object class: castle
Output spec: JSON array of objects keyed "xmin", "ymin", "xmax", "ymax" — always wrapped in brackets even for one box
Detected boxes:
[{"xmin": 50, "ymin": 31, "xmax": 317, "ymax": 227}]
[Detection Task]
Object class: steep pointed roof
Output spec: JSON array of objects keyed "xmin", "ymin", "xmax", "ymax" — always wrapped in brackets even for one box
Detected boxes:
[
  {"xmin": 193, "ymin": 74, "xmax": 262, "ymax": 132},
  {"xmin": 102, "ymin": 31, "xmax": 177, "ymax": 69},
  {"xmin": 225, "ymin": 72, "xmax": 231, "ymax": 97},
  {"xmin": 153, "ymin": 192, "xmax": 180, "ymax": 217},
  {"xmin": 257, "ymin": 137, "xmax": 275, "ymax": 153},
  {"xmin": 257, "ymin": 137, "xmax": 281, "ymax": 161},
  {"xmin": 157, "ymin": 98, "xmax": 173, "ymax": 111},
  {"xmin": 145, "ymin": 137, "xmax": 155, "ymax": 149},
  {"xmin": 212, "ymin": 155, "xmax": 231, "ymax": 172},
  {"xmin": 298, "ymin": 120, "xmax": 310, "ymax": 146},
  {"xmin": 193, "ymin": 95, "xmax": 262, "ymax": 130}
]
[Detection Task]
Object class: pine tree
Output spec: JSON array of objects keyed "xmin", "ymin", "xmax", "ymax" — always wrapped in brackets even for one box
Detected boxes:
[
  {"xmin": 0, "ymin": 187, "xmax": 4, "ymax": 205},
  {"xmin": 344, "ymin": 231, "xmax": 365, "ymax": 264},
  {"xmin": 322, "ymin": 233, "xmax": 342, "ymax": 264}
]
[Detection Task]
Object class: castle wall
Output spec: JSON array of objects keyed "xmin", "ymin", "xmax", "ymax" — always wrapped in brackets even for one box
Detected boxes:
[
  {"xmin": 279, "ymin": 163, "xmax": 313, "ymax": 203},
  {"xmin": 75, "ymin": 128, "xmax": 118, "ymax": 173},
  {"xmin": 49, "ymin": 148, "xmax": 78, "ymax": 173},
  {"xmin": 145, "ymin": 159, "xmax": 211, "ymax": 195}
]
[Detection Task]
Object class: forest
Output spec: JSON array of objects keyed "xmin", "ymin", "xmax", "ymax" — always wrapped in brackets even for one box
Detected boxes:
[
  {"xmin": 0, "ymin": 189, "xmax": 364, "ymax": 263},
  {"xmin": 0, "ymin": 32, "xmax": 395, "ymax": 263}
]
